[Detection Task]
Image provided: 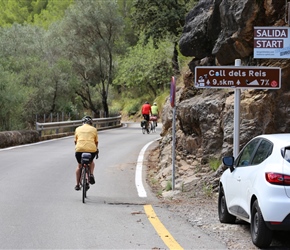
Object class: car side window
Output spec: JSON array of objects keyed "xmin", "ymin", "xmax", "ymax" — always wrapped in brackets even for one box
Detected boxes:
[
  {"xmin": 236, "ymin": 139, "xmax": 260, "ymax": 167},
  {"xmin": 284, "ymin": 148, "xmax": 290, "ymax": 162},
  {"xmin": 252, "ymin": 139, "xmax": 272, "ymax": 165}
]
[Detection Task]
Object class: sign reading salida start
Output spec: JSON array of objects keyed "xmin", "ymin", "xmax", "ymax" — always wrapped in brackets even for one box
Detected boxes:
[
  {"xmin": 195, "ymin": 66, "xmax": 281, "ymax": 89},
  {"xmin": 254, "ymin": 27, "xmax": 290, "ymax": 58}
]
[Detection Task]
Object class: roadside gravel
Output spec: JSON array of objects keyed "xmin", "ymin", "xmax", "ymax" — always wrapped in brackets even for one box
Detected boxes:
[
  {"xmin": 160, "ymin": 192, "xmax": 257, "ymax": 250},
  {"xmin": 147, "ymin": 146, "xmax": 290, "ymax": 250},
  {"xmin": 160, "ymin": 192, "xmax": 290, "ymax": 250}
]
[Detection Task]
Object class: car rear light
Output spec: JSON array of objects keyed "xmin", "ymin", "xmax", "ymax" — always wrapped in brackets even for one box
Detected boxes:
[
  {"xmin": 265, "ymin": 172, "xmax": 290, "ymax": 186},
  {"xmin": 270, "ymin": 221, "xmax": 282, "ymax": 225}
]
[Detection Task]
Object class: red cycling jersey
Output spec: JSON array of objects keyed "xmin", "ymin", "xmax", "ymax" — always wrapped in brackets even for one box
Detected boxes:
[{"xmin": 142, "ymin": 103, "xmax": 151, "ymax": 115}]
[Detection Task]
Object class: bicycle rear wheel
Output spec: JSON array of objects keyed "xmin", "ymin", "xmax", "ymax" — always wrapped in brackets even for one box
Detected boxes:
[
  {"xmin": 151, "ymin": 122, "xmax": 156, "ymax": 132},
  {"xmin": 81, "ymin": 166, "xmax": 87, "ymax": 203}
]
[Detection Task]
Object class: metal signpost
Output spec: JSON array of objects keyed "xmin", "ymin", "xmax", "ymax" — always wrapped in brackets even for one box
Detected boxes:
[
  {"xmin": 195, "ymin": 62, "xmax": 281, "ymax": 158},
  {"xmin": 170, "ymin": 76, "xmax": 176, "ymax": 190}
]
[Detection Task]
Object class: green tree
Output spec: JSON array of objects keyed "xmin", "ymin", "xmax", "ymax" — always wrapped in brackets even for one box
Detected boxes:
[
  {"xmin": 59, "ymin": 0, "xmax": 124, "ymax": 117},
  {"xmin": 117, "ymin": 0, "xmax": 138, "ymax": 47},
  {"xmin": 114, "ymin": 38, "xmax": 173, "ymax": 98},
  {"xmin": 0, "ymin": 24, "xmax": 77, "ymax": 128},
  {"xmin": 33, "ymin": 0, "xmax": 74, "ymax": 29},
  {"xmin": 132, "ymin": 0, "xmax": 193, "ymax": 75},
  {"xmin": 0, "ymin": 24, "xmax": 48, "ymax": 128},
  {"xmin": 0, "ymin": 0, "xmax": 46, "ymax": 26},
  {"xmin": 0, "ymin": 0, "xmax": 73, "ymax": 28},
  {"xmin": 0, "ymin": 67, "xmax": 30, "ymax": 130}
]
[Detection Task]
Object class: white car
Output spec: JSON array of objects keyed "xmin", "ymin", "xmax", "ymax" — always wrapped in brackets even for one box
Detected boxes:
[{"xmin": 218, "ymin": 134, "xmax": 290, "ymax": 248}]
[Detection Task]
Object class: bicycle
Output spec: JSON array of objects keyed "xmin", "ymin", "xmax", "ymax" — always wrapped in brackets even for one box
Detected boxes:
[
  {"xmin": 141, "ymin": 120, "xmax": 151, "ymax": 134},
  {"xmin": 150, "ymin": 116, "xmax": 157, "ymax": 133},
  {"xmin": 80, "ymin": 152, "xmax": 91, "ymax": 203}
]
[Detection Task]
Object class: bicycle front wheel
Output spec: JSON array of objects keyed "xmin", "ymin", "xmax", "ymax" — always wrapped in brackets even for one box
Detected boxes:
[
  {"xmin": 81, "ymin": 166, "xmax": 87, "ymax": 203},
  {"xmin": 147, "ymin": 122, "xmax": 152, "ymax": 134}
]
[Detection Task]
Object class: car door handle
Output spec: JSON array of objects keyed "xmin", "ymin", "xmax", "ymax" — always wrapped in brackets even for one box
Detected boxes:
[{"xmin": 236, "ymin": 177, "xmax": 241, "ymax": 181}]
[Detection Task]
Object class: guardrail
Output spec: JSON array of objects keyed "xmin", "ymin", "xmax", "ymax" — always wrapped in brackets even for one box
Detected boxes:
[{"xmin": 36, "ymin": 115, "xmax": 122, "ymax": 136}]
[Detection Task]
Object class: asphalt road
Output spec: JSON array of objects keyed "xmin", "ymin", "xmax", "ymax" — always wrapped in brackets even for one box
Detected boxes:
[{"xmin": 0, "ymin": 123, "xmax": 227, "ymax": 249}]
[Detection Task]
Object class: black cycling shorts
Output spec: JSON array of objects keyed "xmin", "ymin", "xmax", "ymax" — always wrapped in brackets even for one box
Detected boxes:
[
  {"xmin": 143, "ymin": 114, "xmax": 150, "ymax": 121},
  {"xmin": 75, "ymin": 152, "xmax": 96, "ymax": 164}
]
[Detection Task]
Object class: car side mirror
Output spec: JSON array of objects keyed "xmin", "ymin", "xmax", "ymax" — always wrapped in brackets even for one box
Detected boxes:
[{"xmin": 223, "ymin": 156, "xmax": 235, "ymax": 172}]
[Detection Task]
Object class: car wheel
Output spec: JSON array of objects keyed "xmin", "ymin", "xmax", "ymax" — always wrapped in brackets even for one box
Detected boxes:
[
  {"xmin": 218, "ymin": 186, "xmax": 236, "ymax": 223},
  {"xmin": 251, "ymin": 200, "xmax": 272, "ymax": 248}
]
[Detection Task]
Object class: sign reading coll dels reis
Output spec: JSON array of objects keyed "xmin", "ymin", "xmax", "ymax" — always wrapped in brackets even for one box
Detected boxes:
[{"xmin": 194, "ymin": 66, "xmax": 281, "ymax": 89}]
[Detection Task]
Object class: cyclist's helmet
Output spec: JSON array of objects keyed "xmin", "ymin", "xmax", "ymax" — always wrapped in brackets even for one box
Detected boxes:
[
  {"xmin": 82, "ymin": 115, "xmax": 92, "ymax": 125},
  {"xmin": 145, "ymin": 101, "xmax": 149, "ymax": 104}
]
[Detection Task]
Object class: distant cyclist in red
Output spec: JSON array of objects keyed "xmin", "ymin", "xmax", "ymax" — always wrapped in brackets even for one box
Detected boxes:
[{"xmin": 141, "ymin": 101, "xmax": 151, "ymax": 122}]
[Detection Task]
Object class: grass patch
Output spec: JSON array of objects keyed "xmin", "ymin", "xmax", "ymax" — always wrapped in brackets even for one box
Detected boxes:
[
  {"xmin": 209, "ymin": 157, "xmax": 221, "ymax": 171},
  {"xmin": 203, "ymin": 184, "xmax": 213, "ymax": 197},
  {"xmin": 150, "ymin": 178, "xmax": 158, "ymax": 185},
  {"xmin": 181, "ymin": 182, "xmax": 185, "ymax": 192},
  {"xmin": 165, "ymin": 181, "xmax": 172, "ymax": 191},
  {"xmin": 157, "ymin": 189, "xmax": 163, "ymax": 197}
]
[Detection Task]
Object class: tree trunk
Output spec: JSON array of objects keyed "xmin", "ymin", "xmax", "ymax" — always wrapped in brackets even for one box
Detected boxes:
[{"xmin": 101, "ymin": 89, "xmax": 109, "ymax": 117}]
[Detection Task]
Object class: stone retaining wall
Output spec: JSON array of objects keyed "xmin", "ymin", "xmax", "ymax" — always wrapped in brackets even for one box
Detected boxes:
[
  {"xmin": 0, "ymin": 130, "xmax": 40, "ymax": 148},
  {"xmin": 0, "ymin": 131, "xmax": 75, "ymax": 149}
]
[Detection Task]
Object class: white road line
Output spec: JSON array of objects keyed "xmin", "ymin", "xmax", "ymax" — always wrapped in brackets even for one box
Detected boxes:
[{"xmin": 135, "ymin": 140, "xmax": 156, "ymax": 198}]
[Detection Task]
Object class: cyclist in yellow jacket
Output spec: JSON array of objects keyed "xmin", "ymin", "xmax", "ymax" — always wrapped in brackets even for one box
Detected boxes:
[
  {"xmin": 151, "ymin": 102, "xmax": 159, "ymax": 127},
  {"xmin": 74, "ymin": 116, "xmax": 98, "ymax": 191}
]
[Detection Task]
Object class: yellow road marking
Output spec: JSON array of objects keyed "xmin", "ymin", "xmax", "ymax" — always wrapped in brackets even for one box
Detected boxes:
[{"xmin": 144, "ymin": 204, "xmax": 184, "ymax": 250}]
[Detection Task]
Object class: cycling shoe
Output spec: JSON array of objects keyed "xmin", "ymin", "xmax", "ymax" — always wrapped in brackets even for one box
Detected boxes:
[{"xmin": 89, "ymin": 174, "xmax": 95, "ymax": 185}]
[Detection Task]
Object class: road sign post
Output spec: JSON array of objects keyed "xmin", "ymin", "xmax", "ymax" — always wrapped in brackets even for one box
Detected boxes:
[
  {"xmin": 171, "ymin": 76, "xmax": 176, "ymax": 190},
  {"xmin": 234, "ymin": 59, "xmax": 241, "ymax": 158},
  {"xmin": 194, "ymin": 63, "xmax": 281, "ymax": 158}
]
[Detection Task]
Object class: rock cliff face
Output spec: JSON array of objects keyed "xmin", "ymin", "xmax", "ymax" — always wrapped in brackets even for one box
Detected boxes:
[
  {"xmin": 158, "ymin": 0, "xmax": 290, "ymax": 193},
  {"xmin": 179, "ymin": 0, "xmax": 286, "ymax": 66}
]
